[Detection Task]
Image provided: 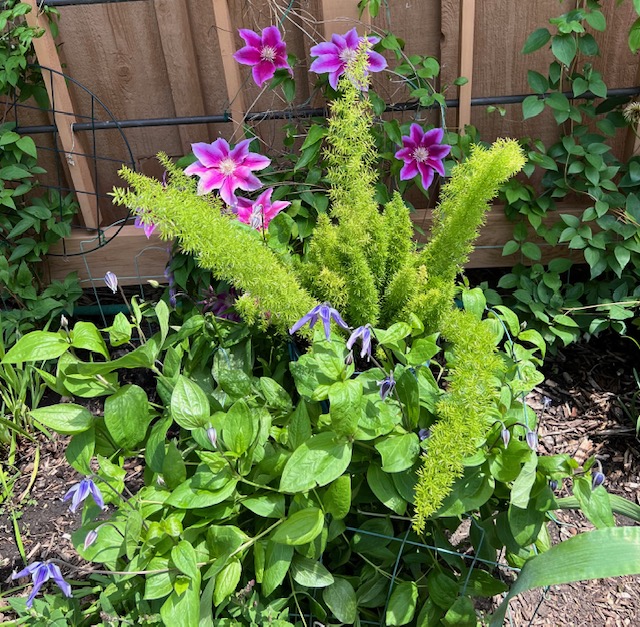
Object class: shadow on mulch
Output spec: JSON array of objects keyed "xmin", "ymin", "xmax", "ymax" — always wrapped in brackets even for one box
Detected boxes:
[{"xmin": 0, "ymin": 332, "xmax": 639, "ymax": 624}]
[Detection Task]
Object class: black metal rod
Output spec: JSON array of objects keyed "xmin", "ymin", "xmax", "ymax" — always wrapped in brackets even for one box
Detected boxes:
[
  {"xmin": 42, "ymin": 0, "xmax": 144, "ymax": 6},
  {"xmin": 14, "ymin": 86, "xmax": 640, "ymax": 135}
]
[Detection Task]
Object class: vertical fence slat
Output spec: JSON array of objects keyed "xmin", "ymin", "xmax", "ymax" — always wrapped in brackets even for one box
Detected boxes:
[
  {"xmin": 211, "ymin": 0, "xmax": 246, "ymax": 130},
  {"xmin": 153, "ymin": 0, "xmax": 209, "ymax": 150},
  {"xmin": 24, "ymin": 0, "xmax": 100, "ymax": 229},
  {"xmin": 320, "ymin": 0, "xmax": 369, "ymax": 39},
  {"xmin": 458, "ymin": 0, "xmax": 475, "ymax": 132}
]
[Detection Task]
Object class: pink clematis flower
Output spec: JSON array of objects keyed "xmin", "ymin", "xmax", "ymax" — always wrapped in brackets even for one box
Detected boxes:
[
  {"xmin": 134, "ymin": 215, "xmax": 156, "ymax": 239},
  {"xmin": 236, "ymin": 187, "xmax": 290, "ymax": 231},
  {"xmin": 233, "ymin": 26, "xmax": 292, "ymax": 88},
  {"xmin": 184, "ymin": 138, "xmax": 271, "ymax": 207},
  {"xmin": 394, "ymin": 124, "xmax": 451, "ymax": 190},
  {"xmin": 309, "ymin": 27, "xmax": 387, "ymax": 90}
]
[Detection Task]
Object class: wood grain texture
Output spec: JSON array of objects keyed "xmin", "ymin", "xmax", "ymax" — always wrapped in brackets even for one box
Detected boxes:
[
  {"xmin": 153, "ymin": 0, "xmax": 209, "ymax": 152},
  {"xmin": 458, "ymin": 0, "xmax": 475, "ymax": 131},
  {"xmin": 46, "ymin": 226, "xmax": 168, "ymax": 287},
  {"xmin": 24, "ymin": 0, "xmax": 100, "ymax": 229}
]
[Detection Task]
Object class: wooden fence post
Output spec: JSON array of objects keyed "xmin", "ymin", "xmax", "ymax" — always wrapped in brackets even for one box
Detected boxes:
[
  {"xmin": 458, "ymin": 0, "xmax": 476, "ymax": 133},
  {"xmin": 153, "ymin": 0, "xmax": 209, "ymax": 151},
  {"xmin": 24, "ymin": 0, "xmax": 101, "ymax": 230},
  {"xmin": 211, "ymin": 0, "xmax": 246, "ymax": 131}
]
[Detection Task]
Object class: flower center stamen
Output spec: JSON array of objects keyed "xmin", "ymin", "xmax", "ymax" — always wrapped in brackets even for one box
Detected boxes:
[
  {"xmin": 412, "ymin": 147, "xmax": 430, "ymax": 163},
  {"xmin": 339, "ymin": 48, "xmax": 358, "ymax": 65},
  {"xmin": 261, "ymin": 46, "xmax": 277, "ymax": 62},
  {"xmin": 219, "ymin": 158, "xmax": 236, "ymax": 176}
]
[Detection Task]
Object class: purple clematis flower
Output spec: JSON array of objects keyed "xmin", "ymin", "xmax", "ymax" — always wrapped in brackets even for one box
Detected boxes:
[
  {"xmin": 233, "ymin": 26, "xmax": 292, "ymax": 87},
  {"xmin": 134, "ymin": 215, "xmax": 157, "ymax": 239},
  {"xmin": 236, "ymin": 187, "xmax": 290, "ymax": 231},
  {"xmin": 377, "ymin": 371, "xmax": 396, "ymax": 401},
  {"xmin": 184, "ymin": 138, "xmax": 271, "ymax": 207},
  {"xmin": 346, "ymin": 324, "xmax": 372, "ymax": 361},
  {"xmin": 309, "ymin": 27, "xmax": 387, "ymax": 90},
  {"xmin": 104, "ymin": 271, "xmax": 118, "ymax": 294},
  {"xmin": 63, "ymin": 477, "xmax": 104, "ymax": 514},
  {"xmin": 289, "ymin": 302, "xmax": 349, "ymax": 340},
  {"xmin": 395, "ymin": 124, "xmax": 451, "ymax": 191},
  {"xmin": 12, "ymin": 561, "xmax": 72, "ymax": 608}
]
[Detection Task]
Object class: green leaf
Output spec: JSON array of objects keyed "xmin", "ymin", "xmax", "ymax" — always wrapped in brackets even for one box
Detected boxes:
[
  {"xmin": 551, "ymin": 34, "xmax": 577, "ymax": 66},
  {"xmin": 160, "ymin": 574, "xmax": 200, "ymax": 627},
  {"xmin": 490, "ymin": 527, "xmax": 640, "ymax": 626},
  {"xmin": 3, "ymin": 331, "xmax": 69, "ymax": 363},
  {"xmin": 522, "ymin": 28, "xmax": 551, "ymax": 54},
  {"xmin": 108, "ymin": 312, "xmax": 132, "ymax": 347},
  {"xmin": 375, "ymin": 433, "xmax": 420, "ymax": 473},
  {"xmin": 104, "ymin": 384, "xmax": 151, "ymax": 450},
  {"xmin": 70, "ymin": 321, "xmax": 109, "ymax": 358},
  {"xmin": 502, "ymin": 240, "xmax": 520, "ymax": 256},
  {"xmin": 242, "ymin": 494, "xmax": 285, "ymax": 519},
  {"xmin": 223, "ymin": 399, "xmax": 256, "ymax": 456},
  {"xmin": 573, "ymin": 477, "xmax": 614, "ymax": 528},
  {"xmin": 522, "ymin": 95, "xmax": 545, "ymax": 120},
  {"xmin": 262, "ymin": 541, "xmax": 294, "ymax": 596},
  {"xmin": 521, "ymin": 242, "xmax": 541, "ymax": 261},
  {"xmin": 271, "ymin": 508, "xmax": 324, "ymax": 546},
  {"xmin": 322, "ymin": 475, "xmax": 351, "ymax": 520},
  {"xmin": 367, "ymin": 464, "xmax": 407, "ymax": 515},
  {"xmin": 386, "ymin": 581, "xmax": 418, "ymax": 626},
  {"xmin": 16, "ymin": 136, "xmax": 37, "ymax": 159},
  {"xmin": 171, "ymin": 540, "xmax": 199, "ymax": 580},
  {"xmin": 442, "ymin": 597, "xmax": 476, "ymax": 627},
  {"xmin": 214, "ymin": 559, "xmax": 241, "ymax": 606},
  {"xmin": 291, "ymin": 555, "xmax": 334, "ymax": 587},
  {"xmin": 527, "ymin": 70, "xmax": 548, "ymax": 94},
  {"xmin": 30, "ymin": 403, "xmax": 93, "ymax": 435},
  {"xmin": 165, "ymin": 468, "xmax": 237, "ymax": 509},
  {"xmin": 65, "ymin": 428, "xmax": 95, "ymax": 474},
  {"xmin": 629, "ymin": 17, "xmax": 640, "ymax": 54},
  {"xmin": 329, "ymin": 379, "xmax": 362, "ymax": 437},
  {"xmin": 323, "ymin": 577, "xmax": 357, "ymax": 623},
  {"xmin": 585, "ymin": 10, "xmax": 606, "ymax": 31},
  {"xmin": 162, "ymin": 440, "xmax": 187, "ymax": 489},
  {"xmin": 171, "ymin": 375, "xmax": 210, "ymax": 430},
  {"xmin": 280, "ymin": 431, "xmax": 352, "ymax": 492}
]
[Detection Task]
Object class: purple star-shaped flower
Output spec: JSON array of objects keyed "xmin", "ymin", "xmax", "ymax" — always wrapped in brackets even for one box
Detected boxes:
[
  {"xmin": 346, "ymin": 324, "xmax": 372, "ymax": 360},
  {"xmin": 12, "ymin": 561, "xmax": 72, "ymax": 608},
  {"xmin": 309, "ymin": 28, "xmax": 387, "ymax": 90},
  {"xmin": 184, "ymin": 138, "xmax": 270, "ymax": 207},
  {"xmin": 236, "ymin": 187, "xmax": 290, "ymax": 231},
  {"xmin": 395, "ymin": 124, "xmax": 451, "ymax": 191},
  {"xmin": 62, "ymin": 477, "xmax": 104, "ymax": 513},
  {"xmin": 134, "ymin": 215, "xmax": 157, "ymax": 239},
  {"xmin": 233, "ymin": 26, "xmax": 292, "ymax": 88},
  {"xmin": 289, "ymin": 302, "xmax": 349, "ymax": 340},
  {"xmin": 377, "ymin": 371, "xmax": 396, "ymax": 401}
]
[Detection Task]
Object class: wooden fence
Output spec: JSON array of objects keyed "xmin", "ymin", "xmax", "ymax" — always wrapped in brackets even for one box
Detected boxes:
[{"xmin": 13, "ymin": 0, "xmax": 640, "ymax": 284}]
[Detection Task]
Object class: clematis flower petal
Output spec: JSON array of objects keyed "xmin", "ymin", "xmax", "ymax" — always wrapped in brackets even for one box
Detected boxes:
[
  {"xmin": 394, "ymin": 124, "xmax": 450, "ymax": 191},
  {"xmin": 192, "ymin": 140, "xmax": 227, "ymax": 167},
  {"xmin": 233, "ymin": 26, "xmax": 291, "ymax": 88}
]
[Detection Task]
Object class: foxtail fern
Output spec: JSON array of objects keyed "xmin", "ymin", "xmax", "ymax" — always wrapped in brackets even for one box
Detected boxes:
[{"xmin": 112, "ymin": 158, "xmax": 316, "ymax": 335}]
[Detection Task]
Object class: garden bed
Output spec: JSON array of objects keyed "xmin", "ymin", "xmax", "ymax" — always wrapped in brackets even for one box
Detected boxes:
[{"xmin": 1, "ymin": 332, "xmax": 638, "ymax": 625}]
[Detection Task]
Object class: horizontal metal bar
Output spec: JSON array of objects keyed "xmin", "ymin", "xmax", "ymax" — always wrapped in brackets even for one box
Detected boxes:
[{"xmin": 14, "ymin": 87, "xmax": 640, "ymax": 135}]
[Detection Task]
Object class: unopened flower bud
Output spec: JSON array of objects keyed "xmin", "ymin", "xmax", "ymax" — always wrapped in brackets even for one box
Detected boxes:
[
  {"xmin": 525, "ymin": 430, "xmax": 538, "ymax": 452},
  {"xmin": 84, "ymin": 528, "xmax": 99, "ymax": 550},
  {"xmin": 60, "ymin": 314, "xmax": 69, "ymax": 331},
  {"xmin": 549, "ymin": 479, "xmax": 558, "ymax": 491},
  {"xmin": 206, "ymin": 426, "xmax": 217, "ymax": 449},
  {"xmin": 104, "ymin": 271, "xmax": 118, "ymax": 294},
  {"xmin": 591, "ymin": 471, "xmax": 605, "ymax": 489},
  {"xmin": 418, "ymin": 428, "xmax": 431, "ymax": 442},
  {"xmin": 501, "ymin": 428, "xmax": 510, "ymax": 447},
  {"xmin": 345, "ymin": 350, "xmax": 354, "ymax": 366}
]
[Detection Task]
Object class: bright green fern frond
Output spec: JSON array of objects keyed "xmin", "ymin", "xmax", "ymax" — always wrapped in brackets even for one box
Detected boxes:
[
  {"xmin": 413, "ymin": 308, "xmax": 505, "ymax": 533},
  {"xmin": 419, "ymin": 139, "xmax": 525, "ymax": 283},
  {"xmin": 113, "ymin": 164, "xmax": 317, "ymax": 335}
]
